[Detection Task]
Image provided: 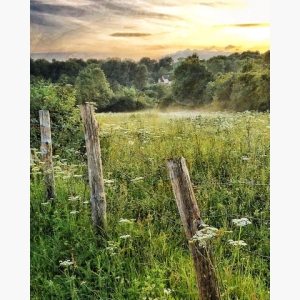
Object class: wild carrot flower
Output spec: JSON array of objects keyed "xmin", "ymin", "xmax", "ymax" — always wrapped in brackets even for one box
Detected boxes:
[
  {"xmin": 228, "ymin": 239, "xmax": 247, "ymax": 247},
  {"xmin": 68, "ymin": 195, "xmax": 81, "ymax": 201},
  {"xmin": 190, "ymin": 225, "xmax": 219, "ymax": 246},
  {"xmin": 120, "ymin": 235, "xmax": 131, "ymax": 239},
  {"xmin": 59, "ymin": 260, "xmax": 73, "ymax": 267},
  {"xmin": 232, "ymin": 218, "xmax": 252, "ymax": 227},
  {"xmin": 119, "ymin": 218, "xmax": 133, "ymax": 224},
  {"xmin": 164, "ymin": 288, "xmax": 173, "ymax": 295}
]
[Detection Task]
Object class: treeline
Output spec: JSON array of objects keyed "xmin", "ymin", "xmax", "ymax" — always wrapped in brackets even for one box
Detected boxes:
[{"xmin": 30, "ymin": 50, "xmax": 270, "ymax": 113}]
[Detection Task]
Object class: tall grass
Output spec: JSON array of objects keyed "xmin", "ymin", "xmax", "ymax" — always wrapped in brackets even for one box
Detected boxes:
[{"xmin": 31, "ymin": 109, "xmax": 270, "ymax": 299}]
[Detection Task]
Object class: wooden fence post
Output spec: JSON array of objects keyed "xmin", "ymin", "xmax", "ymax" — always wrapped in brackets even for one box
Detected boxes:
[
  {"xmin": 166, "ymin": 157, "xmax": 220, "ymax": 300},
  {"xmin": 80, "ymin": 104, "xmax": 107, "ymax": 236},
  {"xmin": 39, "ymin": 110, "xmax": 56, "ymax": 200}
]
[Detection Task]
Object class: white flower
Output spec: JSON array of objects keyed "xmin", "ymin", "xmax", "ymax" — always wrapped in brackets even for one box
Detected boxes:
[
  {"xmin": 232, "ymin": 218, "xmax": 252, "ymax": 227},
  {"xmin": 104, "ymin": 179, "xmax": 115, "ymax": 185},
  {"xmin": 106, "ymin": 247, "xmax": 117, "ymax": 251},
  {"xmin": 164, "ymin": 288, "xmax": 173, "ymax": 295},
  {"xmin": 70, "ymin": 211, "xmax": 79, "ymax": 214},
  {"xmin": 68, "ymin": 195, "xmax": 81, "ymax": 201},
  {"xmin": 120, "ymin": 235, "xmax": 131, "ymax": 239},
  {"xmin": 59, "ymin": 260, "xmax": 73, "ymax": 267},
  {"xmin": 119, "ymin": 218, "xmax": 133, "ymax": 224},
  {"xmin": 190, "ymin": 226, "xmax": 219, "ymax": 246},
  {"xmin": 41, "ymin": 202, "xmax": 50, "ymax": 205},
  {"xmin": 228, "ymin": 239, "xmax": 247, "ymax": 247},
  {"xmin": 128, "ymin": 141, "xmax": 134, "ymax": 145},
  {"xmin": 241, "ymin": 156, "xmax": 251, "ymax": 161}
]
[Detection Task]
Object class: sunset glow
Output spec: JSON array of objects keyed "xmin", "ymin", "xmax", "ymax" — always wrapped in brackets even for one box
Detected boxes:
[{"xmin": 30, "ymin": 0, "xmax": 270, "ymax": 60}]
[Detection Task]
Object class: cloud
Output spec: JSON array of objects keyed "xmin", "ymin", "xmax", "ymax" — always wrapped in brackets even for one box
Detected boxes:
[
  {"xmin": 30, "ymin": 0, "xmax": 87, "ymax": 17},
  {"xmin": 225, "ymin": 44, "xmax": 238, "ymax": 50},
  {"xmin": 194, "ymin": 1, "xmax": 232, "ymax": 7},
  {"xmin": 193, "ymin": 1, "xmax": 244, "ymax": 7},
  {"xmin": 102, "ymin": 1, "xmax": 180, "ymax": 20},
  {"xmin": 110, "ymin": 32, "xmax": 152, "ymax": 37},
  {"xmin": 214, "ymin": 23, "xmax": 270, "ymax": 28}
]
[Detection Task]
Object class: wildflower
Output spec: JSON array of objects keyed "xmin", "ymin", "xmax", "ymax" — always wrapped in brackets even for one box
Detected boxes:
[
  {"xmin": 80, "ymin": 281, "xmax": 86, "ymax": 285},
  {"xmin": 41, "ymin": 202, "xmax": 50, "ymax": 205},
  {"xmin": 128, "ymin": 141, "xmax": 134, "ymax": 145},
  {"xmin": 104, "ymin": 179, "xmax": 115, "ymax": 185},
  {"xmin": 59, "ymin": 260, "xmax": 73, "ymax": 267},
  {"xmin": 73, "ymin": 175, "xmax": 82, "ymax": 178},
  {"xmin": 68, "ymin": 195, "xmax": 81, "ymax": 201},
  {"xmin": 106, "ymin": 247, "xmax": 117, "ymax": 251},
  {"xmin": 119, "ymin": 218, "xmax": 133, "ymax": 224},
  {"xmin": 190, "ymin": 225, "xmax": 219, "ymax": 246},
  {"xmin": 70, "ymin": 211, "xmax": 79, "ymax": 214},
  {"xmin": 241, "ymin": 156, "xmax": 251, "ymax": 161},
  {"xmin": 82, "ymin": 201, "xmax": 89, "ymax": 204},
  {"xmin": 228, "ymin": 239, "xmax": 247, "ymax": 247},
  {"xmin": 120, "ymin": 235, "xmax": 131, "ymax": 239},
  {"xmin": 164, "ymin": 288, "xmax": 173, "ymax": 295},
  {"xmin": 232, "ymin": 218, "xmax": 252, "ymax": 227}
]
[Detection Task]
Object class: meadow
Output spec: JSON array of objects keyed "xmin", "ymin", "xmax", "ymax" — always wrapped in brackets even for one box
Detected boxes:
[{"xmin": 30, "ymin": 109, "xmax": 270, "ymax": 300}]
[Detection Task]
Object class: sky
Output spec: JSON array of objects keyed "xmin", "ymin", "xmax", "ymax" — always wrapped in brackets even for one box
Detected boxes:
[{"xmin": 30, "ymin": 0, "xmax": 270, "ymax": 60}]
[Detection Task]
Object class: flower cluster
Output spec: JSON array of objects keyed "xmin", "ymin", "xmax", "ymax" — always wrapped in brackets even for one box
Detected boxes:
[
  {"xmin": 228, "ymin": 239, "xmax": 247, "ymax": 247},
  {"xmin": 190, "ymin": 224, "xmax": 219, "ymax": 246},
  {"xmin": 232, "ymin": 217, "xmax": 252, "ymax": 227},
  {"xmin": 59, "ymin": 260, "xmax": 73, "ymax": 267}
]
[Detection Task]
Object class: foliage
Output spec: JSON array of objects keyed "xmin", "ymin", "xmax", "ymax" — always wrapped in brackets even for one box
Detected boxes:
[
  {"xmin": 132, "ymin": 64, "xmax": 149, "ymax": 90},
  {"xmin": 75, "ymin": 65, "xmax": 113, "ymax": 110},
  {"xmin": 30, "ymin": 80, "xmax": 84, "ymax": 159},
  {"xmin": 30, "ymin": 50, "xmax": 270, "ymax": 113},
  {"xmin": 229, "ymin": 69, "xmax": 270, "ymax": 112},
  {"xmin": 171, "ymin": 53, "xmax": 213, "ymax": 105}
]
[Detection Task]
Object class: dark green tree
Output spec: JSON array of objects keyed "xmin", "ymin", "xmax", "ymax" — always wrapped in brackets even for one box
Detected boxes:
[
  {"xmin": 75, "ymin": 65, "xmax": 113, "ymax": 110},
  {"xmin": 171, "ymin": 53, "xmax": 213, "ymax": 105},
  {"xmin": 133, "ymin": 64, "xmax": 149, "ymax": 90}
]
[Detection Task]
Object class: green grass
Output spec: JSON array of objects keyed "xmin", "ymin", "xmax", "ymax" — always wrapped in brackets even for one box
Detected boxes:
[{"xmin": 31, "ymin": 109, "xmax": 270, "ymax": 299}]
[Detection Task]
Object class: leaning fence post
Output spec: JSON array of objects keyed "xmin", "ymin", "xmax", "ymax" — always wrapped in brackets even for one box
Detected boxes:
[
  {"xmin": 39, "ymin": 110, "xmax": 55, "ymax": 200},
  {"xmin": 166, "ymin": 157, "xmax": 220, "ymax": 300},
  {"xmin": 80, "ymin": 103, "xmax": 107, "ymax": 236}
]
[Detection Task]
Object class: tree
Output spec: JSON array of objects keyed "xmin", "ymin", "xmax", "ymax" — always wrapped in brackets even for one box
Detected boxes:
[
  {"xmin": 171, "ymin": 53, "xmax": 213, "ymax": 105},
  {"xmin": 133, "ymin": 64, "xmax": 148, "ymax": 90},
  {"xmin": 158, "ymin": 56, "xmax": 173, "ymax": 71},
  {"xmin": 75, "ymin": 65, "xmax": 113, "ymax": 110}
]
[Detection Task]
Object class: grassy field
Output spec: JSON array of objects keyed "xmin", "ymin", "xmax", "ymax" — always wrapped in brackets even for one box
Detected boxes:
[{"xmin": 30, "ymin": 109, "xmax": 270, "ymax": 299}]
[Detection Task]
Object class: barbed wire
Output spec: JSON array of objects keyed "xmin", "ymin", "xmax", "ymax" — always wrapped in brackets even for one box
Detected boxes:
[{"xmin": 30, "ymin": 114, "xmax": 270, "ymax": 262}]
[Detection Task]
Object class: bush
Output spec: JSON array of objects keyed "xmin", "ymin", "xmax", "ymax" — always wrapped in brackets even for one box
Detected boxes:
[{"xmin": 30, "ymin": 80, "xmax": 84, "ymax": 160}]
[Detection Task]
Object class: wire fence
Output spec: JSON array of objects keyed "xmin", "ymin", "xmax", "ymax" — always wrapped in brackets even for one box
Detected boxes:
[{"xmin": 30, "ymin": 113, "xmax": 270, "ymax": 263}]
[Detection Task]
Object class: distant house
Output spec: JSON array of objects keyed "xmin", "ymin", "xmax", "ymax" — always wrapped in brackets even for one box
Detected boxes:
[{"xmin": 158, "ymin": 74, "xmax": 172, "ymax": 85}]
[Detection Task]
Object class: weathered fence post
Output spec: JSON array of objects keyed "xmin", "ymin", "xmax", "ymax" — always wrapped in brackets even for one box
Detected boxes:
[
  {"xmin": 80, "ymin": 103, "xmax": 107, "ymax": 236},
  {"xmin": 39, "ymin": 110, "xmax": 55, "ymax": 200},
  {"xmin": 166, "ymin": 157, "xmax": 220, "ymax": 300}
]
